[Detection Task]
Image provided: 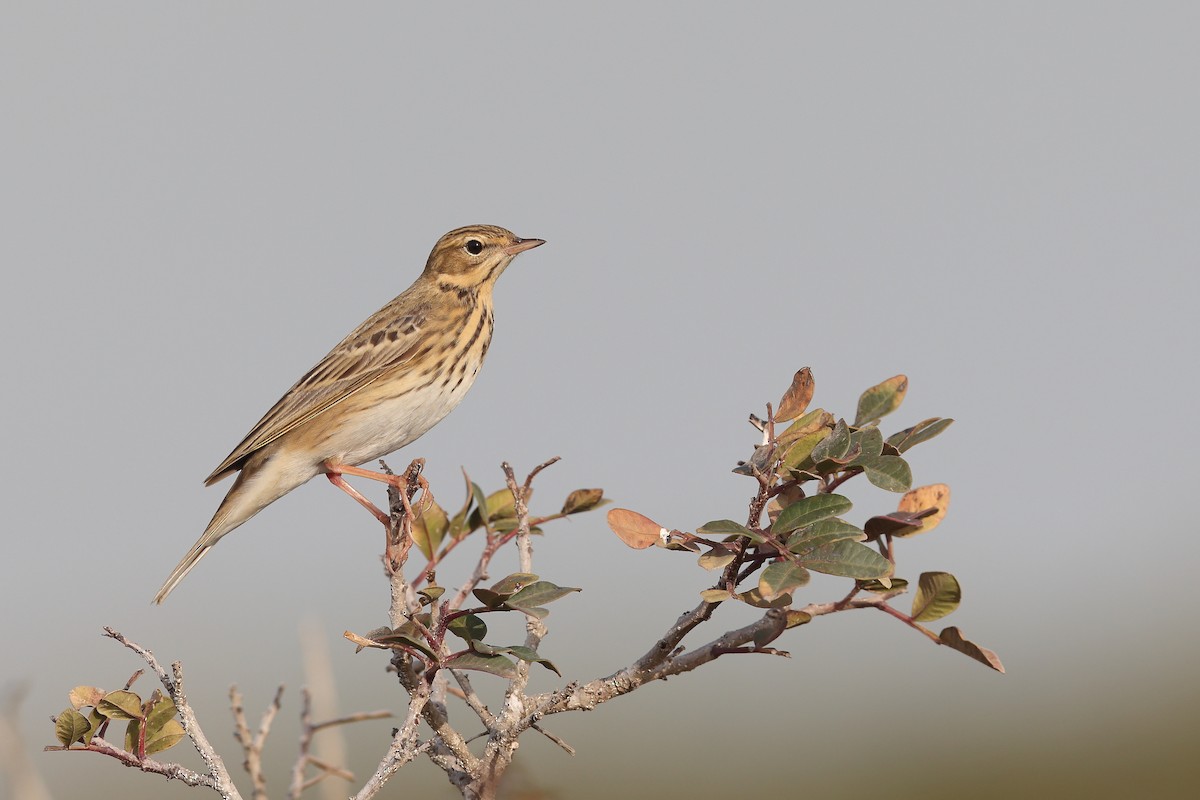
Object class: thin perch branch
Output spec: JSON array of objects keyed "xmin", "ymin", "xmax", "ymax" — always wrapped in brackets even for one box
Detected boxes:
[{"xmin": 231, "ymin": 684, "xmax": 283, "ymax": 800}]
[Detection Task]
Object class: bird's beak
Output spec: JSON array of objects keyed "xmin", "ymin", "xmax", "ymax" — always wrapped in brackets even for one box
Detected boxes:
[{"xmin": 504, "ymin": 237, "xmax": 546, "ymax": 255}]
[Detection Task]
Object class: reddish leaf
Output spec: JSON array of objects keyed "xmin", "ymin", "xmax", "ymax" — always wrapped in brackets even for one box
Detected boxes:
[
  {"xmin": 777, "ymin": 367, "xmax": 815, "ymax": 422},
  {"xmin": 939, "ymin": 627, "xmax": 1005, "ymax": 673},
  {"xmin": 606, "ymin": 508, "xmax": 665, "ymax": 549}
]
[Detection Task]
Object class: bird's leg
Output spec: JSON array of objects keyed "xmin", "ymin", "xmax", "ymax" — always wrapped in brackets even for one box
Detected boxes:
[
  {"xmin": 325, "ymin": 471, "xmax": 390, "ymax": 527},
  {"xmin": 328, "ymin": 462, "xmax": 433, "ymax": 518},
  {"xmin": 325, "ymin": 463, "xmax": 407, "ymax": 489}
]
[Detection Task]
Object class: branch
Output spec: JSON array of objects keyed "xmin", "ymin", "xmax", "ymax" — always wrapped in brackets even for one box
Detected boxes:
[
  {"xmin": 101, "ymin": 628, "xmax": 241, "ymax": 799},
  {"xmin": 231, "ymin": 684, "xmax": 283, "ymax": 800},
  {"xmin": 352, "ymin": 679, "xmax": 433, "ymax": 800},
  {"xmin": 54, "ymin": 735, "xmax": 216, "ymax": 788},
  {"xmin": 528, "ymin": 588, "xmax": 909, "ymax": 718},
  {"xmin": 289, "ymin": 688, "xmax": 392, "ymax": 800}
]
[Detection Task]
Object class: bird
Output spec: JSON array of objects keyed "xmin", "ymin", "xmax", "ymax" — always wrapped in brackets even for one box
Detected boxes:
[{"xmin": 153, "ymin": 225, "xmax": 544, "ymax": 603}]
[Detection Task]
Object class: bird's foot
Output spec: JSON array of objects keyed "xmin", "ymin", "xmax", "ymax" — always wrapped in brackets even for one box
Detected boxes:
[{"xmin": 323, "ymin": 462, "xmax": 432, "ymax": 526}]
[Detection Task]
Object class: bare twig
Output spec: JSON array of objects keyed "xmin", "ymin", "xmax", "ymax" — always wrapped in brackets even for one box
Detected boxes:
[
  {"xmin": 288, "ymin": 687, "xmax": 392, "ymax": 800},
  {"xmin": 530, "ymin": 723, "xmax": 575, "ymax": 755},
  {"xmin": 231, "ymin": 684, "xmax": 283, "ymax": 800},
  {"xmin": 352, "ymin": 680, "xmax": 433, "ymax": 800}
]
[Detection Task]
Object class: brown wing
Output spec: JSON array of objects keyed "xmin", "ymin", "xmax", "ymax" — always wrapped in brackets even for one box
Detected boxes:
[{"xmin": 204, "ymin": 303, "xmax": 429, "ymax": 484}]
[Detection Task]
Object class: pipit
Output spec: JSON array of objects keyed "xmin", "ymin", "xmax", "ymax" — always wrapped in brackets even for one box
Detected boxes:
[{"xmin": 153, "ymin": 225, "xmax": 544, "ymax": 603}]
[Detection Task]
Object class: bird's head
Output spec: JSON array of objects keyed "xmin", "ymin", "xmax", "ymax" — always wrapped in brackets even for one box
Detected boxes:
[{"xmin": 423, "ymin": 225, "xmax": 545, "ymax": 288}]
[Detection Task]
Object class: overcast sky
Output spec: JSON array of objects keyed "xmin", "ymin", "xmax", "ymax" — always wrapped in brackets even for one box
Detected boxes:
[{"xmin": 2, "ymin": 4, "xmax": 1197, "ymax": 798}]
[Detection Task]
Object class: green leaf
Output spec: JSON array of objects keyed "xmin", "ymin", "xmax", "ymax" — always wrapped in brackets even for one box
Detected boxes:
[
  {"xmin": 860, "ymin": 455, "xmax": 913, "ymax": 492},
  {"xmin": 855, "ymin": 375, "xmax": 908, "ymax": 426},
  {"xmin": 445, "ymin": 652, "xmax": 518, "ymax": 679},
  {"xmin": 54, "ymin": 708, "xmax": 90, "ymax": 747},
  {"xmin": 697, "ymin": 519, "xmax": 768, "ymax": 543},
  {"xmin": 83, "ymin": 708, "xmax": 103, "ymax": 745},
  {"xmin": 912, "ymin": 572, "xmax": 962, "ymax": 622},
  {"xmin": 939, "ymin": 627, "xmax": 1005, "ymax": 673},
  {"xmin": 700, "ymin": 588, "xmax": 733, "ymax": 603},
  {"xmin": 785, "ymin": 610, "xmax": 813, "ymax": 628},
  {"xmin": 472, "ymin": 588, "xmax": 506, "ymax": 608},
  {"xmin": 888, "ymin": 417, "xmax": 954, "ymax": 452},
  {"xmin": 490, "ymin": 573, "xmax": 539, "ymax": 595},
  {"xmin": 369, "ymin": 628, "xmax": 437, "ymax": 659},
  {"xmin": 758, "ymin": 562, "xmax": 811, "ymax": 600},
  {"xmin": 448, "ymin": 476, "xmax": 477, "ymax": 540},
  {"xmin": 863, "ymin": 511, "xmax": 931, "ymax": 539},
  {"xmin": 417, "ymin": 586, "xmax": 445, "ymax": 605},
  {"xmin": 799, "ymin": 540, "xmax": 892, "ymax": 579},
  {"xmin": 737, "ymin": 587, "xmax": 793, "ymax": 608},
  {"xmin": 507, "ymin": 581, "xmax": 580, "ymax": 607},
  {"xmin": 772, "ymin": 494, "xmax": 853, "ymax": 534},
  {"xmin": 786, "ymin": 518, "xmax": 866, "ymax": 553},
  {"xmin": 412, "ymin": 500, "xmax": 449, "ymax": 560},
  {"xmin": 98, "ymin": 690, "xmax": 143, "ymax": 721},
  {"xmin": 146, "ymin": 697, "xmax": 177, "ymax": 731},
  {"xmin": 780, "ymin": 429, "xmax": 832, "ymax": 473},
  {"xmin": 811, "ymin": 419, "xmax": 851, "ymax": 462},
  {"xmin": 471, "ymin": 482, "xmax": 489, "ymax": 523},
  {"xmin": 777, "ymin": 407, "xmax": 832, "ymax": 447},
  {"xmin": 849, "ymin": 426, "xmax": 884, "ymax": 461},
  {"xmin": 697, "ymin": 546, "xmax": 736, "ymax": 571},
  {"xmin": 448, "ymin": 614, "xmax": 488, "ymax": 643},
  {"xmin": 752, "ymin": 612, "xmax": 788, "ymax": 648},
  {"xmin": 732, "ymin": 443, "xmax": 777, "ymax": 477},
  {"xmin": 145, "ymin": 718, "xmax": 185, "ymax": 755},
  {"xmin": 125, "ymin": 719, "xmax": 141, "ymax": 754},
  {"xmin": 467, "ymin": 484, "xmax": 523, "ymax": 531},
  {"xmin": 860, "ymin": 577, "xmax": 908, "ymax": 593},
  {"xmin": 561, "ymin": 488, "xmax": 606, "ymax": 515},
  {"xmin": 504, "ymin": 645, "xmax": 562, "ymax": 676}
]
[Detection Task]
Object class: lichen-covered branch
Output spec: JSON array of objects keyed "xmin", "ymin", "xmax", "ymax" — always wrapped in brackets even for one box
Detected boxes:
[{"xmin": 101, "ymin": 628, "xmax": 241, "ymax": 799}]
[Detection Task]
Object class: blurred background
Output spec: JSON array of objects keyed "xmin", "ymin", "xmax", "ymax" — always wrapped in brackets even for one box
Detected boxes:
[{"xmin": 2, "ymin": 3, "xmax": 1196, "ymax": 798}]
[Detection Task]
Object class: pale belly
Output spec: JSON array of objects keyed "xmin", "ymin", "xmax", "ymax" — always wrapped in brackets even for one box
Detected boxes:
[{"xmin": 306, "ymin": 360, "xmax": 484, "ymax": 468}]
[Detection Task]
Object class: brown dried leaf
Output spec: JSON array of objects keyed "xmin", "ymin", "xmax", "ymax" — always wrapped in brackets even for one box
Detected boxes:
[
  {"xmin": 606, "ymin": 508, "xmax": 665, "ymax": 550},
  {"xmin": 343, "ymin": 630, "xmax": 388, "ymax": 653},
  {"xmin": 896, "ymin": 484, "xmax": 951, "ymax": 536},
  {"xmin": 776, "ymin": 367, "xmax": 815, "ymax": 422},
  {"xmin": 562, "ymin": 488, "xmax": 606, "ymax": 515},
  {"xmin": 939, "ymin": 627, "xmax": 1005, "ymax": 673}
]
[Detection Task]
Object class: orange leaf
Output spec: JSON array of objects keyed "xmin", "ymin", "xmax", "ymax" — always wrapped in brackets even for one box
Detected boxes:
[
  {"xmin": 896, "ymin": 484, "xmax": 951, "ymax": 536},
  {"xmin": 606, "ymin": 508, "xmax": 665, "ymax": 550},
  {"xmin": 776, "ymin": 367, "xmax": 815, "ymax": 422}
]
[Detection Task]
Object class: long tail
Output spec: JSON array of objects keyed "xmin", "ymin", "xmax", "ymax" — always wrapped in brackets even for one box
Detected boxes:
[{"xmin": 153, "ymin": 456, "xmax": 303, "ymax": 603}]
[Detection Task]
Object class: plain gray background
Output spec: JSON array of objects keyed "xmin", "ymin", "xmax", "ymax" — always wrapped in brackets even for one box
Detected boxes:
[{"xmin": 2, "ymin": 3, "xmax": 1196, "ymax": 798}]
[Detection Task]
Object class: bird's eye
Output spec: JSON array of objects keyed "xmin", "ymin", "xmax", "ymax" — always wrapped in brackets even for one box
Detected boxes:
[{"xmin": 465, "ymin": 239, "xmax": 484, "ymax": 255}]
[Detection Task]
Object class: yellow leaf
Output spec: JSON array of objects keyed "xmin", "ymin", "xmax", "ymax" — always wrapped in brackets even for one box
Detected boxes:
[{"xmin": 896, "ymin": 484, "xmax": 951, "ymax": 536}]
